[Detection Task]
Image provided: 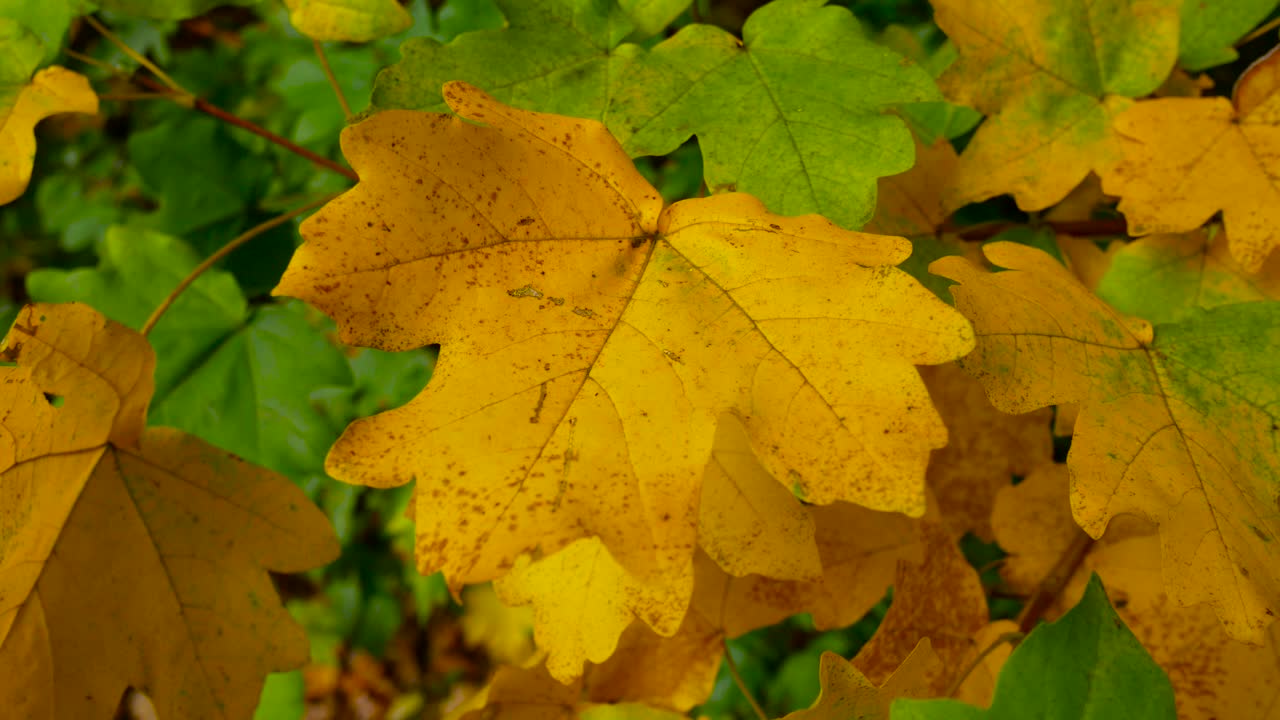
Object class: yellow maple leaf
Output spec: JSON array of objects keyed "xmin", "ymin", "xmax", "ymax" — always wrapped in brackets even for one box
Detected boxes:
[
  {"xmin": 1101, "ymin": 46, "xmax": 1280, "ymax": 271},
  {"xmin": 461, "ymin": 583, "xmax": 536, "ymax": 666},
  {"xmin": 932, "ymin": 242, "xmax": 1280, "ymax": 642},
  {"xmin": 283, "ymin": 0, "xmax": 412, "ymax": 42},
  {"xmin": 780, "ymin": 641, "xmax": 942, "ymax": 720},
  {"xmin": 933, "ymin": 0, "xmax": 1178, "ymax": 211},
  {"xmin": 865, "ymin": 138, "xmax": 958, "ymax": 239},
  {"xmin": 459, "ymin": 663, "xmax": 686, "ymax": 720},
  {"xmin": 0, "ymin": 303, "xmax": 338, "ymax": 719},
  {"xmin": 920, "ymin": 362, "xmax": 1053, "ymax": 540},
  {"xmin": 994, "ymin": 467, "xmax": 1280, "ymax": 720},
  {"xmin": 1, "ymin": 66, "xmax": 98, "ymax": 206},
  {"xmin": 275, "ymin": 81, "xmax": 972, "ymax": 655}
]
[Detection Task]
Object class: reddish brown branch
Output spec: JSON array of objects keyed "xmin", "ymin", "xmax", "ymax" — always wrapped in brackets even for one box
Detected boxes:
[
  {"xmin": 1016, "ymin": 530, "xmax": 1095, "ymax": 633},
  {"xmin": 941, "ymin": 218, "xmax": 1131, "ymax": 241},
  {"xmin": 132, "ymin": 75, "xmax": 358, "ymax": 182}
]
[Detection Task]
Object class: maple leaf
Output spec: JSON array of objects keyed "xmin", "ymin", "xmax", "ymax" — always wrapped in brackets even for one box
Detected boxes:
[
  {"xmin": 852, "ymin": 522, "xmax": 989, "ymax": 697},
  {"xmin": 1095, "ymin": 228, "xmax": 1280, "ymax": 324},
  {"xmin": 780, "ymin": 642, "xmax": 941, "ymax": 720},
  {"xmin": 1178, "ymin": 0, "xmax": 1280, "ymax": 71},
  {"xmin": 275, "ymin": 81, "xmax": 972, "ymax": 648},
  {"xmin": 1, "ymin": 55, "xmax": 97, "ymax": 205},
  {"xmin": 460, "ymin": 583, "xmax": 536, "ymax": 666},
  {"xmin": 919, "ymin": 363, "xmax": 1053, "ymax": 541},
  {"xmin": 0, "ymin": 303, "xmax": 339, "ymax": 719},
  {"xmin": 993, "ymin": 467, "xmax": 1280, "ymax": 719},
  {"xmin": 370, "ymin": 0, "xmax": 939, "ymax": 230},
  {"xmin": 458, "ymin": 663, "xmax": 686, "ymax": 720},
  {"xmin": 92, "ymin": 0, "xmax": 260, "ymax": 19},
  {"xmin": 284, "ymin": 0, "xmax": 412, "ymax": 42},
  {"xmin": 933, "ymin": 0, "xmax": 1179, "ymax": 211},
  {"xmin": 892, "ymin": 576, "xmax": 1176, "ymax": 720},
  {"xmin": 932, "ymin": 242, "xmax": 1280, "ymax": 643},
  {"xmin": 1101, "ymin": 46, "xmax": 1280, "ymax": 272}
]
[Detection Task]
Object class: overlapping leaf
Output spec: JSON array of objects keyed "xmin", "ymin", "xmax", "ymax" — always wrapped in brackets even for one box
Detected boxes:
[
  {"xmin": 1101, "ymin": 46, "xmax": 1280, "ymax": 271},
  {"xmin": 781, "ymin": 642, "xmax": 941, "ymax": 720},
  {"xmin": 276, "ymin": 81, "xmax": 972, "ymax": 674},
  {"xmin": 1178, "ymin": 0, "xmax": 1279, "ymax": 71},
  {"xmin": 993, "ymin": 467, "xmax": 1280, "ymax": 719},
  {"xmin": 0, "ymin": 303, "xmax": 338, "ymax": 719},
  {"xmin": 932, "ymin": 242, "xmax": 1280, "ymax": 642},
  {"xmin": 934, "ymin": 0, "xmax": 1179, "ymax": 211},
  {"xmin": 371, "ymin": 0, "xmax": 939, "ymax": 229}
]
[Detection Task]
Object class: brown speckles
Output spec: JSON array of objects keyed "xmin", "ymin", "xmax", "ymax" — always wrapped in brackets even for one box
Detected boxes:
[
  {"xmin": 663, "ymin": 349, "xmax": 683, "ymax": 364},
  {"xmin": 517, "ymin": 217, "xmax": 536, "ymax": 226},
  {"xmin": 573, "ymin": 307, "xmax": 596, "ymax": 318},
  {"xmin": 529, "ymin": 382, "xmax": 548, "ymax": 424},
  {"xmin": 508, "ymin": 285, "xmax": 544, "ymax": 299}
]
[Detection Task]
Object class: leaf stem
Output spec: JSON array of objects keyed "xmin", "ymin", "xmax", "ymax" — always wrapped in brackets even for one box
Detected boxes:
[
  {"xmin": 722, "ymin": 638, "xmax": 768, "ymax": 720},
  {"xmin": 1016, "ymin": 530, "xmax": 1094, "ymax": 633},
  {"xmin": 313, "ymin": 40, "xmax": 353, "ymax": 119},
  {"xmin": 945, "ymin": 631, "xmax": 1024, "ymax": 698},
  {"xmin": 140, "ymin": 193, "xmax": 339, "ymax": 337},
  {"xmin": 130, "ymin": 74, "xmax": 359, "ymax": 181},
  {"xmin": 84, "ymin": 15, "xmax": 192, "ymax": 99},
  {"xmin": 1238, "ymin": 16, "xmax": 1280, "ymax": 47}
]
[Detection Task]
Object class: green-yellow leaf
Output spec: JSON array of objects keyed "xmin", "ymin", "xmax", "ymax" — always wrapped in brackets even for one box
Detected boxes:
[
  {"xmin": 285, "ymin": 0, "xmax": 412, "ymax": 42},
  {"xmin": 934, "ymin": 0, "xmax": 1178, "ymax": 211},
  {"xmin": 932, "ymin": 242, "xmax": 1280, "ymax": 643}
]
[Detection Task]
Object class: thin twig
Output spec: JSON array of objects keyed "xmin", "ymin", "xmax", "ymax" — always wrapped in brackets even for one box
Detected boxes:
[
  {"xmin": 84, "ymin": 15, "xmax": 192, "ymax": 99},
  {"xmin": 313, "ymin": 40, "xmax": 352, "ymax": 119},
  {"xmin": 98, "ymin": 92, "xmax": 175, "ymax": 102},
  {"xmin": 131, "ymin": 74, "xmax": 358, "ymax": 181},
  {"xmin": 939, "ymin": 218, "xmax": 1130, "ymax": 241},
  {"xmin": 945, "ymin": 631, "xmax": 1024, "ymax": 698},
  {"xmin": 1238, "ymin": 15, "xmax": 1280, "ymax": 47},
  {"xmin": 721, "ymin": 639, "xmax": 768, "ymax": 720},
  {"xmin": 141, "ymin": 194, "xmax": 338, "ymax": 336}
]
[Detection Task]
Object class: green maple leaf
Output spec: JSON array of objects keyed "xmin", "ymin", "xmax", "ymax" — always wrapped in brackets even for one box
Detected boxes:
[
  {"xmin": 1179, "ymin": 0, "xmax": 1279, "ymax": 71},
  {"xmin": 891, "ymin": 575, "xmax": 1175, "ymax": 720},
  {"xmin": 25, "ymin": 227, "xmax": 353, "ymax": 480},
  {"xmin": 371, "ymin": 0, "xmax": 937, "ymax": 229}
]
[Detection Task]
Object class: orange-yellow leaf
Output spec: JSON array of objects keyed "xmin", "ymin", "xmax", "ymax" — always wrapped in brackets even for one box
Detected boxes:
[
  {"xmin": 275, "ymin": 82, "xmax": 973, "ymax": 662},
  {"xmin": 0, "ymin": 303, "xmax": 338, "ymax": 720},
  {"xmin": 865, "ymin": 139, "xmax": 958, "ymax": 238},
  {"xmin": 933, "ymin": 0, "xmax": 1178, "ymax": 211},
  {"xmin": 1101, "ymin": 46, "xmax": 1280, "ymax": 271},
  {"xmin": 932, "ymin": 242, "xmax": 1280, "ymax": 642},
  {"xmin": 780, "ymin": 641, "xmax": 941, "ymax": 720},
  {"xmin": 989, "ymin": 464, "xmax": 1084, "ymax": 596},
  {"xmin": 852, "ymin": 522, "xmax": 988, "ymax": 695},
  {"xmin": 1, "ymin": 66, "xmax": 98, "ymax": 206},
  {"xmin": 921, "ymin": 362, "xmax": 1053, "ymax": 540}
]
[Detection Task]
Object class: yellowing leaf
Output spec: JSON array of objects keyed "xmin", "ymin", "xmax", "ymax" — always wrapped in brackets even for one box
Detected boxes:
[
  {"xmin": 284, "ymin": 0, "xmax": 412, "ymax": 42},
  {"xmin": 932, "ymin": 242, "xmax": 1280, "ymax": 642},
  {"xmin": 780, "ymin": 642, "xmax": 941, "ymax": 720},
  {"xmin": 698, "ymin": 414, "xmax": 821, "ymax": 581},
  {"xmin": 495, "ymin": 537, "xmax": 690, "ymax": 682},
  {"xmin": 1056, "ymin": 235, "xmax": 1124, "ymax": 291},
  {"xmin": 0, "ymin": 303, "xmax": 338, "ymax": 720},
  {"xmin": 461, "ymin": 583, "xmax": 536, "ymax": 666},
  {"xmin": 1101, "ymin": 46, "xmax": 1280, "ymax": 271},
  {"xmin": 1, "ymin": 66, "xmax": 97, "ymax": 205},
  {"xmin": 275, "ymin": 82, "xmax": 973, "ymax": 662},
  {"xmin": 933, "ymin": 0, "xmax": 1178, "ymax": 211},
  {"xmin": 990, "ymin": 464, "xmax": 1086, "ymax": 595},
  {"xmin": 921, "ymin": 362, "xmax": 1053, "ymax": 540},
  {"xmin": 852, "ymin": 522, "xmax": 989, "ymax": 696},
  {"xmin": 865, "ymin": 138, "xmax": 958, "ymax": 239}
]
